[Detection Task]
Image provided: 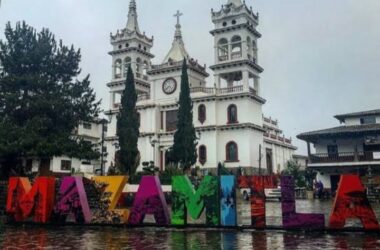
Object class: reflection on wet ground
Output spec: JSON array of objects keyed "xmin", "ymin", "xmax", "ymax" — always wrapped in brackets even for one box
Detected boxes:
[
  {"xmin": 1, "ymin": 226, "xmax": 380, "ymax": 250},
  {"xmin": 240, "ymin": 200, "xmax": 380, "ymax": 227},
  {"xmin": 1, "ymin": 200, "xmax": 380, "ymax": 249}
]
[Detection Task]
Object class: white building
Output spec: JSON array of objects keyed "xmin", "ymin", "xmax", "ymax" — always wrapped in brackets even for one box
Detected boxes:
[
  {"xmin": 263, "ymin": 116, "xmax": 297, "ymax": 174},
  {"xmin": 297, "ymin": 109, "xmax": 380, "ymax": 193},
  {"xmin": 105, "ymin": 0, "xmax": 296, "ymax": 175},
  {"xmin": 27, "ymin": 119, "xmax": 107, "ymax": 176}
]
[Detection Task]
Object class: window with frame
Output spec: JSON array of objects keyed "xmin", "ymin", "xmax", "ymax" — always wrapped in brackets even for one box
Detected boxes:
[
  {"xmin": 327, "ymin": 145, "xmax": 338, "ymax": 157},
  {"xmin": 360, "ymin": 116, "xmax": 376, "ymax": 125},
  {"xmin": 166, "ymin": 110, "xmax": 178, "ymax": 132},
  {"xmin": 227, "ymin": 104, "xmax": 238, "ymax": 124},
  {"xmin": 198, "ymin": 104, "xmax": 206, "ymax": 124},
  {"xmin": 61, "ymin": 160, "xmax": 72, "ymax": 171},
  {"xmin": 83, "ymin": 122, "xmax": 92, "ymax": 130},
  {"xmin": 226, "ymin": 141, "xmax": 238, "ymax": 162},
  {"xmin": 137, "ymin": 112, "xmax": 141, "ymax": 127},
  {"xmin": 199, "ymin": 145, "xmax": 207, "ymax": 165},
  {"xmin": 115, "ymin": 59, "xmax": 122, "ymax": 78}
]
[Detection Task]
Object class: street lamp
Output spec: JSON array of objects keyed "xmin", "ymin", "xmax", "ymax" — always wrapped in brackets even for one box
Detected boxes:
[{"xmin": 99, "ymin": 118, "xmax": 108, "ymax": 176}]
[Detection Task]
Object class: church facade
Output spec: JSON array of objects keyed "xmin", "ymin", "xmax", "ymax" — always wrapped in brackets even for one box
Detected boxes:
[{"xmin": 105, "ymin": 0, "xmax": 296, "ymax": 175}]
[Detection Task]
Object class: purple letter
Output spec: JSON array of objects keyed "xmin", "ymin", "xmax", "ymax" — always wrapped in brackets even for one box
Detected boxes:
[
  {"xmin": 128, "ymin": 176, "xmax": 170, "ymax": 226},
  {"xmin": 281, "ymin": 176, "xmax": 325, "ymax": 229},
  {"xmin": 53, "ymin": 177, "xmax": 92, "ymax": 223}
]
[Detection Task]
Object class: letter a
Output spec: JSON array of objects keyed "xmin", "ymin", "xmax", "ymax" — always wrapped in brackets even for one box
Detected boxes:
[
  {"xmin": 329, "ymin": 175, "xmax": 379, "ymax": 230},
  {"xmin": 128, "ymin": 176, "xmax": 170, "ymax": 226}
]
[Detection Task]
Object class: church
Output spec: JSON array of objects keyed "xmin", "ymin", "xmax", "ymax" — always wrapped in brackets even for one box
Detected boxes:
[{"xmin": 105, "ymin": 0, "xmax": 297, "ymax": 175}]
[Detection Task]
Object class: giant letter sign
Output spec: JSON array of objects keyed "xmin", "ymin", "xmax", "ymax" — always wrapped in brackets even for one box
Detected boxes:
[
  {"xmin": 92, "ymin": 176, "xmax": 129, "ymax": 222},
  {"xmin": 6, "ymin": 177, "xmax": 55, "ymax": 223},
  {"xmin": 329, "ymin": 175, "xmax": 379, "ymax": 230},
  {"xmin": 281, "ymin": 176, "xmax": 325, "ymax": 229},
  {"xmin": 128, "ymin": 176, "xmax": 170, "ymax": 225},
  {"xmin": 220, "ymin": 176, "xmax": 237, "ymax": 226},
  {"xmin": 53, "ymin": 177, "xmax": 92, "ymax": 223},
  {"xmin": 171, "ymin": 175, "xmax": 219, "ymax": 226},
  {"xmin": 238, "ymin": 176, "xmax": 276, "ymax": 228}
]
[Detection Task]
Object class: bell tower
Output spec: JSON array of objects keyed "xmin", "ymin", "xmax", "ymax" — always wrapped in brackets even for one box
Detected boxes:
[
  {"xmin": 210, "ymin": 0, "xmax": 263, "ymax": 95},
  {"xmin": 108, "ymin": 0, "xmax": 154, "ymax": 101}
]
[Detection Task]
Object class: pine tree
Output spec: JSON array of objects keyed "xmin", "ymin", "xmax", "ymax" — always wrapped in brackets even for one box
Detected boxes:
[
  {"xmin": 116, "ymin": 66, "xmax": 140, "ymax": 175},
  {"xmin": 172, "ymin": 60, "xmax": 198, "ymax": 170},
  {"xmin": 0, "ymin": 21, "xmax": 100, "ymax": 178}
]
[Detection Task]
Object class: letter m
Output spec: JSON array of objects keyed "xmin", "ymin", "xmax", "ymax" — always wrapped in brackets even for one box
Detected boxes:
[
  {"xmin": 171, "ymin": 176, "xmax": 219, "ymax": 226},
  {"xmin": 6, "ymin": 177, "xmax": 56, "ymax": 223}
]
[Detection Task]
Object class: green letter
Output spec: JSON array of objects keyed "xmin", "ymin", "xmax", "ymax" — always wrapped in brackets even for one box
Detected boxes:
[{"xmin": 171, "ymin": 176, "xmax": 219, "ymax": 226}]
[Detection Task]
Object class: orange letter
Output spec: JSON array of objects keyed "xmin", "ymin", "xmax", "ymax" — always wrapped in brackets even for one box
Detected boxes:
[{"xmin": 92, "ymin": 176, "xmax": 129, "ymax": 222}]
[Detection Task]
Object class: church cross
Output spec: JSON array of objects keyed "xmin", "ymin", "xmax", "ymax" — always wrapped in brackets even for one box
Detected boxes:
[{"xmin": 174, "ymin": 10, "xmax": 183, "ymax": 25}]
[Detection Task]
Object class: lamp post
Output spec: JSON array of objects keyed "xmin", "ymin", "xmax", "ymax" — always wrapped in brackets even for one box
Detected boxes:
[{"xmin": 99, "ymin": 118, "xmax": 108, "ymax": 176}]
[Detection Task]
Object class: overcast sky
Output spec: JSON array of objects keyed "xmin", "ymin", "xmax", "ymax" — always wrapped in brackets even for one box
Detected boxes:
[{"xmin": 1, "ymin": 0, "xmax": 380, "ymax": 154}]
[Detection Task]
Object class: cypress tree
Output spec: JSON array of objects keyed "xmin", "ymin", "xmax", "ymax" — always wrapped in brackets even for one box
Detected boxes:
[
  {"xmin": 117, "ymin": 66, "xmax": 140, "ymax": 175},
  {"xmin": 172, "ymin": 60, "xmax": 198, "ymax": 170}
]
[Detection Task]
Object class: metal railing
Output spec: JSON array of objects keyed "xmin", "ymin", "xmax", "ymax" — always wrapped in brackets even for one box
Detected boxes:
[{"xmin": 309, "ymin": 151, "xmax": 374, "ymax": 163}]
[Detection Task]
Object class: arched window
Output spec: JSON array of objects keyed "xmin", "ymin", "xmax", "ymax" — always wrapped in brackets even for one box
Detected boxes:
[
  {"xmin": 218, "ymin": 38, "xmax": 229, "ymax": 61},
  {"xmin": 143, "ymin": 61, "xmax": 149, "ymax": 78},
  {"xmin": 115, "ymin": 59, "xmax": 122, "ymax": 78},
  {"xmin": 226, "ymin": 141, "xmax": 238, "ymax": 162},
  {"xmin": 124, "ymin": 57, "xmax": 131, "ymax": 77},
  {"xmin": 137, "ymin": 112, "xmax": 141, "ymax": 128},
  {"xmin": 231, "ymin": 36, "xmax": 242, "ymax": 59},
  {"xmin": 136, "ymin": 58, "xmax": 142, "ymax": 77},
  {"xmin": 252, "ymin": 41, "xmax": 258, "ymax": 60},
  {"xmin": 198, "ymin": 104, "xmax": 206, "ymax": 124},
  {"xmin": 227, "ymin": 104, "xmax": 238, "ymax": 124},
  {"xmin": 199, "ymin": 145, "xmax": 207, "ymax": 165},
  {"xmin": 247, "ymin": 37, "xmax": 252, "ymax": 59}
]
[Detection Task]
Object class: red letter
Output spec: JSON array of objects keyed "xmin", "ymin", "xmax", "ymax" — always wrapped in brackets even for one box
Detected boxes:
[
  {"xmin": 6, "ymin": 177, "xmax": 56, "ymax": 223},
  {"xmin": 329, "ymin": 175, "xmax": 379, "ymax": 230},
  {"xmin": 238, "ymin": 176, "xmax": 277, "ymax": 228}
]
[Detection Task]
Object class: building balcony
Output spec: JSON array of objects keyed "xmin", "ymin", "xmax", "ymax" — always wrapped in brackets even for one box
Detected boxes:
[
  {"xmin": 231, "ymin": 52, "xmax": 242, "ymax": 60},
  {"xmin": 218, "ymin": 85, "xmax": 243, "ymax": 94},
  {"xmin": 264, "ymin": 132, "xmax": 292, "ymax": 144},
  {"xmin": 218, "ymin": 55, "xmax": 228, "ymax": 62},
  {"xmin": 137, "ymin": 93, "xmax": 150, "ymax": 102},
  {"xmin": 135, "ymin": 73, "xmax": 149, "ymax": 81},
  {"xmin": 190, "ymin": 85, "xmax": 258, "ymax": 95},
  {"xmin": 309, "ymin": 151, "xmax": 376, "ymax": 164},
  {"xmin": 263, "ymin": 117, "xmax": 278, "ymax": 126}
]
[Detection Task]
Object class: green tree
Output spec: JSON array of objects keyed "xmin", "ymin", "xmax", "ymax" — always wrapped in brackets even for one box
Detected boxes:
[
  {"xmin": 172, "ymin": 60, "xmax": 197, "ymax": 171},
  {"xmin": 282, "ymin": 160, "xmax": 306, "ymax": 188},
  {"xmin": 0, "ymin": 22, "xmax": 100, "ymax": 178},
  {"xmin": 116, "ymin": 66, "xmax": 140, "ymax": 175}
]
